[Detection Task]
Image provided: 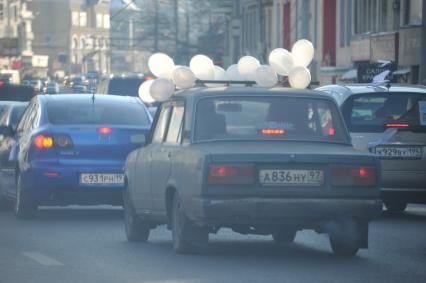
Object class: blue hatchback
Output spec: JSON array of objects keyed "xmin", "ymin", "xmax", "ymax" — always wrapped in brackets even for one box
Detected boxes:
[{"xmin": 0, "ymin": 94, "xmax": 152, "ymax": 218}]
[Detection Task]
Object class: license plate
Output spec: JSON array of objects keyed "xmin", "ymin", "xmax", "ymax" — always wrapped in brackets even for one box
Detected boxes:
[
  {"xmin": 80, "ymin": 173, "xmax": 124, "ymax": 185},
  {"xmin": 374, "ymin": 146, "xmax": 423, "ymax": 159},
  {"xmin": 259, "ymin": 170, "xmax": 324, "ymax": 186}
]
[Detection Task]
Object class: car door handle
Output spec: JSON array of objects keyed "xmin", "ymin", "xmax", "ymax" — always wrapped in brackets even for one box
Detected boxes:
[{"xmin": 167, "ymin": 151, "xmax": 172, "ymax": 158}]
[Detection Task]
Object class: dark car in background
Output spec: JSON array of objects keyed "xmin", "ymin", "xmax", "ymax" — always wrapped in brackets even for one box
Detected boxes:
[
  {"xmin": 44, "ymin": 82, "xmax": 60, "ymax": 94},
  {"xmin": 123, "ymin": 87, "xmax": 382, "ymax": 256},
  {"xmin": 0, "ymin": 83, "xmax": 36, "ymax": 102},
  {"xmin": 0, "ymin": 102, "xmax": 28, "ymax": 208},
  {"xmin": 317, "ymin": 84, "xmax": 426, "ymax": 213},
  {"xmin": 97, "ymin": 74, "xmax": 149, "ymax": 97},
  {"xmin": 0, "ymin": 94, "xmax": 152, "ymax": 218}
]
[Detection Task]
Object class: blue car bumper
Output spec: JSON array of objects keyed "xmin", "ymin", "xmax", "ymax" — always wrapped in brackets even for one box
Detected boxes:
[{"xmin": 21, "ymin": 160, "xmax": 125, "ymax": 206}]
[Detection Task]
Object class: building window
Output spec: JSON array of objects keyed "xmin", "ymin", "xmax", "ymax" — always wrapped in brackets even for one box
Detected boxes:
[
  {"xmin": 72, "ymin": 11, "xmax": 79, "ymax": 26},
  {"xmin": 80, "ymin": 12, "xmax": 87, "ymax": 27},
  {"xmin": 405, "ymin": 0, "xmax": 422, "ymax": 25},
  {"xmin": 103, "ymin": 15, "xmax": 110, "ymax": 29},
  {"xmin": 346, "ymin": 0, "xmax": 353, "ymax": 45},
  {"xmin": 96, "ymin": 14, "xmax": 103, "ymax": 28},
  {"xmin": 0, "ymin": 3, "xmax": 3, "ymax": 21}
]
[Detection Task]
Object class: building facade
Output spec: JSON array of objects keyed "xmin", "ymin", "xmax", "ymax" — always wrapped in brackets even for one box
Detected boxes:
[
  {"xmin": 228, "ymin": 0, "xmax": 424, "ymax": 85},
  {"xmin": 0, "ymin": 0, "xmax": 34, "ymax": 79},
  {"xmin": 29, "ymin": 0, "xmax": 111, "ymax": 78}
]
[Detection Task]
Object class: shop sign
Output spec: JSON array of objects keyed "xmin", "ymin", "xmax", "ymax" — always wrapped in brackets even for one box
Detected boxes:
[{"xmin": 399, "ymin": 27, "xmax": 421, "ymax": 66}]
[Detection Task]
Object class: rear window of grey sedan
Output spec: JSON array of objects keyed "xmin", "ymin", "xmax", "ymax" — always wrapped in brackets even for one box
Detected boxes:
[
  {"xmin": 342, "ymin": 93, "xmax": 426, "ymax": 132},
  {"xmin": 194, "ymin": 96, "xmax": 348, "ymax": 143},
  {"xmin": 46, "ymin": 101, "xmax": 150, "ymax": 125}
]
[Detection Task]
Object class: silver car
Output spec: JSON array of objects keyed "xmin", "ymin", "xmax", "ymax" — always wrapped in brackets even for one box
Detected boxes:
[{"xmin": 317, "ymin": 84, "xmax": 426, "ymax": 213}]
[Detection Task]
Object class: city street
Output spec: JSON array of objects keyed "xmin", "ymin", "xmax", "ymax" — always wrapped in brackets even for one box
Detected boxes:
[{"xmin": 1, "ymin": 205, "xmax": 425, "ymax": 283}]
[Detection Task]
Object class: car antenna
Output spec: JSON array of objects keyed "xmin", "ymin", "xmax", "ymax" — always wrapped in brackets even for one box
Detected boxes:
[{"xmin": 91, "ymin": 91, "xmax": 95, "ymax": 103}]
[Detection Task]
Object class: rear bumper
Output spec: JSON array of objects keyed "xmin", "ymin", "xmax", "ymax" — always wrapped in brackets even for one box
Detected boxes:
[
  {"xmin": 21, "ymin": 162, "xmax": 125, "ymax": 205},
  {"xmin": 381, "ymin": 170, "xmax": 426, "ymax": 203},
  {"xmin": 185, "ymin": 197, "xmax": 383, "ymax": 227}
]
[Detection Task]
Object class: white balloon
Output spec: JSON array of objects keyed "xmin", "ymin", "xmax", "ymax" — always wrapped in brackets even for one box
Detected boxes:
[
  {"xmin": 238, "ymin": 56, "xmax": 260, "ymax": 81},
  {"xmin": 291, "ymin": 39, "xmax": 314, "ymax": 67},
  {"xmin": 206, "ymin": 66, "xmax": 228, "ymax": 87},
  {"xmin": 172, "ymin": 66, "xmax": 196, "ymax": 89},
  {"xmin": 213, "ymin": 66, "xmax": 227, "ymax": 80},
  {"xmin": 268, "ymin": 48, "xmax": 295, "ymax": 76},
  {"xmin": 255, "ymin": 65, "xmax": 278, "ymax": 88},
  {"xmin": 226, "ymin": 64, "xmax": 243, "ymax": 81},
  {"xmin": 148, "ymin": 53, "xmax": 175, "ymax": 79},
  {"xmin": 138, "ymin": 80, "xmax": 155, "ymax": 103},
  {"xmin": 150, "ymin": 78, "xmax": 175, "ymax": 102},
  {"xmin": 289, "ymin": 66, "xmax": 311, "ymax": 89},
  {"xmin": 189, "ymin": 54, "xmax": 215, "ymax": 80}
]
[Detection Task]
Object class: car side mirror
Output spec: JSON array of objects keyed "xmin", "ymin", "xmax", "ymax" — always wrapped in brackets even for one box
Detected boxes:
[
  {"xmin": 130, "ymin": 133, "xmax": 146, "ymax": 146},
  {"xmin": 0, "ymin": 125, "xmax": 14, "ymax": 138}
]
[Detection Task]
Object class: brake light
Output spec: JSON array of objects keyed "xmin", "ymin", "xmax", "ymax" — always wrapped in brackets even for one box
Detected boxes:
[
  {"xmin": 261, "ymin": 129, "xmax": 285, "ymax": 135},
  {"xmin": 97, "ymin": 127, "xmax": 112, "ymax": 134},
  {"xmin": 0, "ymin": 81, "xmax": 4, "ymax": 88},
  {"xmin": 208, "ymin": 164, "xmax": 255, "ymax": 185},
  {"xmin": 328, "ymin": 127, "xmax": 335, "ymax": 136},
  {"xmin": 332, "ymin": 166, "xmax": 376, "ymax": 187},
  {"xmin": 385, "ymin": 123, "xmax": 410, "ymax": 128},
  {"xmin": 35, "ymin": 135, "xmax": 53, "ymax": 149}
]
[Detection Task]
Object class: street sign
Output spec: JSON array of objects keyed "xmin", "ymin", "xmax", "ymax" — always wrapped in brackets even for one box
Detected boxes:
[{"xmin": 357, "ymin": 63, "xmax": 396, "ymax": 83}]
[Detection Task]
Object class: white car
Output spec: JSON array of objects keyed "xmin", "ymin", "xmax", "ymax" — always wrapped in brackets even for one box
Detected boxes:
[{"xmin": 317, "ymin": 84, "xmax": 426, "ymax": 213}]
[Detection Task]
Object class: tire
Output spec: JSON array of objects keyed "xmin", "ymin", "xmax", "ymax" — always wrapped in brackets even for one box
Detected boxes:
[
  {"xmin": 272, "ymin": 230, "xmax": 297, "ymax": 244},
  {"xmin": 329, "ymin": 235, "xmax": 360, "ymax": 257},
  {"xmin": 384, "ymin": 200, "xmax": 407, "ymax": 213},
  {"xmin": 123, "ymin": 188, "xmax": 150, "ymax": 242},
  {"xmin": 15, "ymin": 175, "xmax": 37, "ymax": 219},
  {"xmin": 171, "ymin": 193, "xmax": 208, "ymax": 254}
]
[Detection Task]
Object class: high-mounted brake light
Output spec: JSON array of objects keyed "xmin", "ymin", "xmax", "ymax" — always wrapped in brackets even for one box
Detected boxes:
[
  {"xmin": 35, "ymin": 135, "xmax": 53, "ymax": 149},
  {"xmin": 97, "ymin": 127, "xmax": 112, "ymax": 134},
  {"xmin": 385, "ymin": 123, "xmax": 410, "ymax": 128},
  {"xmin": 332, "ymin": 166, "xmax": 376, "ymax": 187},
  {"xmin": 261, "ymin": 129, "xmax": 285, "ymax": 135},
  {"xmin": 208, "ymin": 164, "xmax": 255, "ymax": 185}
]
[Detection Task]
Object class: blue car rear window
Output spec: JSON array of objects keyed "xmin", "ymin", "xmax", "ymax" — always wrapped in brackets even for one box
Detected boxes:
[{"xmin": 46, "ymin": 101, "xmax": 150, "ymax": 126}]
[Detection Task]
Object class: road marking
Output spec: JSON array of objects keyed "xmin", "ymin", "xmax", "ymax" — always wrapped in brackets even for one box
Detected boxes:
[{"xmin": 22, "ymin": 252, "xmax": 64, "ymax": 266}]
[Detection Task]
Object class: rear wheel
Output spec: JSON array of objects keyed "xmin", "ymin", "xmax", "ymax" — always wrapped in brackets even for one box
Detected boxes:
[
  {"xmin": 272, "ymin": 230, "xmax": 297, "ymax": 244},
  {"xmin": 123, "ymin": 188, "xmax": 150, "ymax": 242},
  {"xmin": 15, "ymin": 175, "xmax": 37, "ymax": 219},
  {"xmin": 384, "ymin": 199, "xmax": 407, "ymax": 213},
  {"xmin": 171, "ymin": 193, "xmax": 208, "ymax": 254}
]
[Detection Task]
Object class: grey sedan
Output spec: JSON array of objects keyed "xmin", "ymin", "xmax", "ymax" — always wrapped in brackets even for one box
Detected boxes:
[{"xmin": 123, "ymin": 87, "xmax": 382, "ymax": 256}]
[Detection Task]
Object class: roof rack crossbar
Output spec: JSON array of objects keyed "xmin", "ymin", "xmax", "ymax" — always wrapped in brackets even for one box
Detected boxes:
[{"xmin": 195, "ymin": 80, "xmax": 256, "ymax": 86}]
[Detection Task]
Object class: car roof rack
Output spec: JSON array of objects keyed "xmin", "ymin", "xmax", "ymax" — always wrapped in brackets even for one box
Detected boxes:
[
  {"xmin": 194, "ymin": 79, "xmax": 321, "ymax": 89},
  {"xmin": 195, "ymin": 80, "xmax": 256, "ymax": 86}
]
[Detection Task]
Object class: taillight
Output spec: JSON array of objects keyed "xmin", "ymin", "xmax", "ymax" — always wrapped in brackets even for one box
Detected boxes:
[
  {"xmin": 35, "ymin": 134, "xmax": 53, "ymax": 149},
  {"xmin": 98, "ymin": 127, "xmax": 112, "ymax": 134},
  {"xmin": 261, "ymin": 129, "xmax": 285, "ymax": 135},
  {"xmin": 208, "ymin": 164, "xmax": 255, "ymax": 185},
  {"xmin": 332, "ymin": 166, "xmax": 376, "ymax": 187},
  {"xmin": 385, "ymin": 123, "xmax": 410, "ymax": 128},
  {"xmin": 54, "ymin": 134, "xmax": 73, "ymax": 148}
]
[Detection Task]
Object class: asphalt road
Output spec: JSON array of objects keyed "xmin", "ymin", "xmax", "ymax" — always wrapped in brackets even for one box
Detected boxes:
[{"xmin": 1, "ymin": 205, "xmax": 425, "ymax": 283}]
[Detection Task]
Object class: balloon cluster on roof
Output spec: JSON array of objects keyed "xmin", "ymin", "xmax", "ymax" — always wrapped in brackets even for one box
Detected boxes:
[{"xmin": 139, "ymin": 39, "xmax": 314, "ymax": 103}]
